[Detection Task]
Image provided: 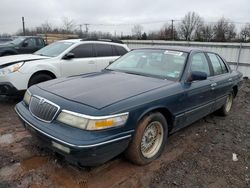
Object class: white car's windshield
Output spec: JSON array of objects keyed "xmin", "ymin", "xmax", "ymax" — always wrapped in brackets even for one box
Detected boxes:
[
  {"xmin": 34, "ymin": 42, "xmax": 74, "ymax": 57},
  {"xmin": 107, "ymin": 49, "xmax": 188, "ymax": 80}
]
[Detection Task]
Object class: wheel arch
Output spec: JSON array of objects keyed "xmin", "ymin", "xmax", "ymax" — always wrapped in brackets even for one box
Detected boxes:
[
  {"xmin": 232, "ymin": 85, "xmax": 238, "ymax": 98},
  {"xmin": 28, "ymin": 70, "xmax": 57, "ymax": 87},
  {"xmin": 137, "ymin": 106, "xmax": 174, "ymax": 133}
]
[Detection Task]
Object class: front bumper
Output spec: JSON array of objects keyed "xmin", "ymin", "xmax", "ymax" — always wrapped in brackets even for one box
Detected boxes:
[
  {"xmin": 15, "ymin": 102, "xmax": 133, "ymax": 166},
  {"xmin": 0, "ymin": 71, "xmax": 30, "ymax": 94}
]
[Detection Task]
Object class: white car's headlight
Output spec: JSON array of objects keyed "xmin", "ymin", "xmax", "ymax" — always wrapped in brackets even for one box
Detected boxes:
[
  {"xmin": 0, "ymin": 62, "xmax": 24, "ymax": 76},
  {"xmin": 57, "ymin": 110, "xmax": 129, "ymax": 130},
  {"xmin": 23, "ymin": 90, "xmax": 31, "ymax": 105}
]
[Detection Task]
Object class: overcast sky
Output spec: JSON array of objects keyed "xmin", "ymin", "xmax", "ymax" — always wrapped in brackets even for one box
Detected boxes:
[{"xmin": 0, "ymin": 0, "xmax": 249, "ymax": 35}]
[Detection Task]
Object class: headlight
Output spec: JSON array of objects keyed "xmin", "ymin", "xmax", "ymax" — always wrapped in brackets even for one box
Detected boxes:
[
  {"xmin": 57, "ymin": 110, "xmax": 129, "ymax": 130},
  {"xmin": 23, "ymin": 90, "xmax": 31, "ymax": 105},
  {"xmin": 0, "ymin": 62, "xmax": 24, "ymax": 76}
]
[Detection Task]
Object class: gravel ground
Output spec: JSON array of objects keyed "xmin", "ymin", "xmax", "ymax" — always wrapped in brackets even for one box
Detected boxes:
[{"xmin": 0, "ymin": 80, "xmax": 249, "ymax": 188}]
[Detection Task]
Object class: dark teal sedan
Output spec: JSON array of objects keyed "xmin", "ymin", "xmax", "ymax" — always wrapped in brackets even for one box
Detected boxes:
[{"xmin": 15, "ymin": 47, "xmax": 242, "ymax": 166}]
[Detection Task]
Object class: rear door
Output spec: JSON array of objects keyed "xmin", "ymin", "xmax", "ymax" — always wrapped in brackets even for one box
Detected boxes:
[
  {"xmin": 60, "ymin": 43, "xmax": 96, "ymax": 77},
  {"xmin": 206, "ymin": 53, "xmax": 233, "ymax": 110},
  {"xmin": 94, "ymin": 43, "xmax": 120, "ymax": 71}
]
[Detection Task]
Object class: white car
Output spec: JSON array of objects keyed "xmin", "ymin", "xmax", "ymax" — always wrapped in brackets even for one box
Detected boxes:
[{"xmin": 0, "ymin": 39, "xmax": 129, "ymax": 95}]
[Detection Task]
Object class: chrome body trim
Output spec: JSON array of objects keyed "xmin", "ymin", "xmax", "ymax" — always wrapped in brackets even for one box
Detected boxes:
[{"xmin": 15, "ymin": 107, "xmax": 133, "ymax": 148}]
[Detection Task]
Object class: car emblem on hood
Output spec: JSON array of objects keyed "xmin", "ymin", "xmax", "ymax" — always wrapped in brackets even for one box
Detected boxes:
[{"xmin": 39, "ymin": 98, "xmax": 46, "ymax": 105}]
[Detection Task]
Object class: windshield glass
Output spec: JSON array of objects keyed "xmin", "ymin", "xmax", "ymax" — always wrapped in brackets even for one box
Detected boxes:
[
  {"xmin": 107, "ymin": 49, "xmax": 188, "ymax": 80},
  {"xmin": 34, "ymin": 41, "xmax": 74, "ymax": 57},
  {"xmin": 9, "ymin": 37, "xmax": 25, "ymax": 45}
]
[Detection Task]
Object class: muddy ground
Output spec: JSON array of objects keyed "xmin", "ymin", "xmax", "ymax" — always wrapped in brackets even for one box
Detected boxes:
[{"xmin": 0, "ymin": 81, "xmax": 249, "ymax": 188}]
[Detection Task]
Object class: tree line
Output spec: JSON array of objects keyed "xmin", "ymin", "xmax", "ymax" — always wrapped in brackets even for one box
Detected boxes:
[
  {"xmin": 131, "ymin": 12, "xmax": 250, "ymax": 42},
  {"xmin": 1, "ymin": 12, "xmax": 250, "ymax": 42}
]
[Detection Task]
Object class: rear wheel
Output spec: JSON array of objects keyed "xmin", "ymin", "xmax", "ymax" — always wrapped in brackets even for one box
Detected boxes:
[
  {"xmin": 28, "ymin": 74, "xmax": 53, "ymax": 87},
  {"xmin": 125, "ymin": 112, "xmax": 168, "ymax": 165},
  {"xmin": 217, "ymin": 92, "xmax": 234, "ymax": 116}
]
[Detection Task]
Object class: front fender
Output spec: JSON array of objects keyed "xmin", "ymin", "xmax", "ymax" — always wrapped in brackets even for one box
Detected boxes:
[{"xmin": 19, "ymin": 61, "xmax": 60, "ymax": 78}]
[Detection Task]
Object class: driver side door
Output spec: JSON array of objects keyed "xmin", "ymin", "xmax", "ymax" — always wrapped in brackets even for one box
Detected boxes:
[
  {"xmin": 18, "ymin": 38, "xmax": 37, "ymax": 54},
  {"xmin": 60, "ymin": 43, "xmax": 97, "ymax": 77}
]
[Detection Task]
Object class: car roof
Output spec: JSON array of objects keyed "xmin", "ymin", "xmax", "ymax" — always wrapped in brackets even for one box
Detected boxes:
[
  {"xmin": 133, "ymin": 46, "xmax": 206, "ymax": 53},
  {"xmin": 57, "ymin": 39, "xmax": 125, "ymax": 46}
]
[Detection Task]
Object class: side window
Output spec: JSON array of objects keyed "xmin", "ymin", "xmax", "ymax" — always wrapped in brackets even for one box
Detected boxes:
[
  {"xmin": 217, "ymin": 55, "xmax": 229, "ymax": 74},
  {"xmin": 25, "ymin": 38, "xmax": 36, "ymax": 47},
  {"xmin": 190, "ymin": 53, "xmax": 210, "ymax": 76},
  {"xmin": 95, "ymin": 44, "xmax": 113, "ymax": 57},
  {"xmin": 35, "ymin": 38, "xmax": 44, "ymax": 47},
  {"xmin": 207, "ymin": 53, "xmax": 223, "ymax": 75},
  {"xmin": 69, "ymin": 44, "xmax": 94, "ymax": 58},
  {"xmin": 113, "ymin": 45, "xmax": 128, "ymax": 56}
]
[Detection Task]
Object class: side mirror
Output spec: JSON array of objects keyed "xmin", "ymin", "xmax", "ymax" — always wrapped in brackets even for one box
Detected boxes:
[
  {"xmin": 63, "ymin": 52, "xmax": 75, "ymax": 60},
  {"xmin": 22, "ymin": 41, "xmax": 28, "ymax": 47},
  {"xmin": 187, "ymin": 71, "xmax": 207, "ymax": 82}
]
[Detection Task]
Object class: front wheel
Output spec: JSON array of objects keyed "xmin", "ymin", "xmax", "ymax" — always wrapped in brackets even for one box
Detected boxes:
[
  {"xmin": 125, "ymin": 112, "xmax": 168, "ymax": 165},
  {"xmin": 217, "ymin": 93, "xmax": 234, "ymax": 116},
  {"xmin": 28, "ymin": 74, "xmax": 53, "ymax": 88}
]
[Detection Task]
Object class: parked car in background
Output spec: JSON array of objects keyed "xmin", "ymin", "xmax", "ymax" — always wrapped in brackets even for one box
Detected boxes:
[
  {"xmin": 0, "ymin": 38, "xmax": 13, "ymax": 44},
  {"xmin": 0, "ymin": 36, "xmax": 46, "ymax": 56},
  {"xmin": 15, "ymin": 47, "xmax": 242, "ymax": 166},
  {"xmin": 0, "ymin": 39, "xmax": 129, "ymax": 95}
]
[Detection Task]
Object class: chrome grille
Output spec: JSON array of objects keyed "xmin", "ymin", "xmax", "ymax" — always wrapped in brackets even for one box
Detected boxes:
[{"xmin": 29, "ymin": 96, "xmax": 59, "ymax": 122}]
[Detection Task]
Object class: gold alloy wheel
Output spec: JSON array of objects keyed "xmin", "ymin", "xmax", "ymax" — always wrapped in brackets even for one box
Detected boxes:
[
  {"xmin": 140, "ymin": 121, "xmax": 164, "ymax": 159},
  {"xmin": 225, "ymin": 94, "xmax": 233, "ymax": 113}
]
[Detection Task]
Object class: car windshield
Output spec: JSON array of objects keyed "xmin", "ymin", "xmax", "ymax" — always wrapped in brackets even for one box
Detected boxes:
[
  {"xmin": 34, "ymin": 41, "xmax": 74, "ymax": 57},
  {"xmin": 9, "ymin": 37, "xmax": 25, "ymax": 45},
  {"xmin": 107, "ymin": 49, "xmax": 188, "ymax": 80}
]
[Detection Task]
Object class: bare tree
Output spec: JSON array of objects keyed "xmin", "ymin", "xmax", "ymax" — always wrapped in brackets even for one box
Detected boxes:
[
  {"xmin": 240, "ymin": 23, "xmax": 250, "ymax": 41},
  {"xmin": 213, "ymin": 18, "xmax": 236, "ymax": 42},
  {"xmin": 159, "ymin": 24, "xmax": 172, "ymax": 40},
  {"xmin": 179, "ymin": 12, "xmax": 203, "ymax": 41},
  {"xmin": 62, "ymin": 17, "xmax": 76, "ymax": 33},
  {"xmin": 194, "ymin": 23, "xmax": 214, "ymax": 42},
  {"xmin": 131, "ymin": 24, "xmax": 143, "ymax": 39}
]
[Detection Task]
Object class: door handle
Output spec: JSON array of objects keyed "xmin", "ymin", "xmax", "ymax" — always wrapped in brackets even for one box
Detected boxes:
[
  {"xmin": 88, "ymin": 61, "xmax": 95, "ymax": 64},
  {"xmin": 228, "ymin": 78, "xmax": 232, "ymax": 82},
  {"xmin": 211, "ymin": 83, "xmax": 217, "ymax": 87}
]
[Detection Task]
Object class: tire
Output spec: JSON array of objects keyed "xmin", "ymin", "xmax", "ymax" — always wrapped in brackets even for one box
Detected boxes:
[
  {"xmin": 28, "ymin": 74, "xmax": 53, "ymax": 87},
  {"xmin": 125, "ymin": 112, "xmax": 168, "ymax": 165},
  {"xmin": 217, "ymin": 92, "xmax": 234, "ymax": 116}
]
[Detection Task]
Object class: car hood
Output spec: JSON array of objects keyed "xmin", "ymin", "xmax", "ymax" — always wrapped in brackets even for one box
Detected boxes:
[
  {"xmin": 0, "ymin": 54, "xmax": 49, "ymax": 67},
  {"xmin": 37, "ymin": 71, "xmax": 174, "ymax": 109}
]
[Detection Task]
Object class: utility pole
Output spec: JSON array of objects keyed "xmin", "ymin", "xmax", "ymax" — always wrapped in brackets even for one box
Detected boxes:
[
  {"xmin": 84, "ymin": 24, "xmax": 89, "ymax": 35},
  {"xmin": 79, "ymin": 24, "xmax": 83, "ymax": 37},
  {"xmin": 171, "ymin": 19, "xmax": 174, "ymax": 41},
  {"xmin": 22, "ymin": 17, "xmax": 26, "ymax": 36}
]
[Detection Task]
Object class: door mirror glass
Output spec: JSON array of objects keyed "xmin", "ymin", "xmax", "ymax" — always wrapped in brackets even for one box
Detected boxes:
[
  {"xmin": 187, "ymin": 71, "xmax": 207, "ymax": 82},
  {"xmin": 63, "ymin": 52, "xmax": 75, "ymax": 60}
]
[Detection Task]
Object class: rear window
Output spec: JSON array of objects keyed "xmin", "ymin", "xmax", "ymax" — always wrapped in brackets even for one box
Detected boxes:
[
  {"xmin": 94, "ymin": 44, "xmax": 113, "ymax": 57},
  {"xmin": 70, "ymin": 44, "xmax": 94, "ymax": 58},
  {"xmin": 207, "ymin": 53, "xmax": 224, "ymax": 75},
  {"xmin": 112, "ymin": 45, "xmax": 128, "ymax": 56}
]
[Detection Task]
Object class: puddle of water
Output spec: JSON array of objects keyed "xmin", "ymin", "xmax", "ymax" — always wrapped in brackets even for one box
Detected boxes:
[
  {"xmin": 0, "ymin": 134, "xmax": 15, "ymax": 145},
  {"xmin": 21, "ymin": 156, "xmax": 48, "ymax": 171}
]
